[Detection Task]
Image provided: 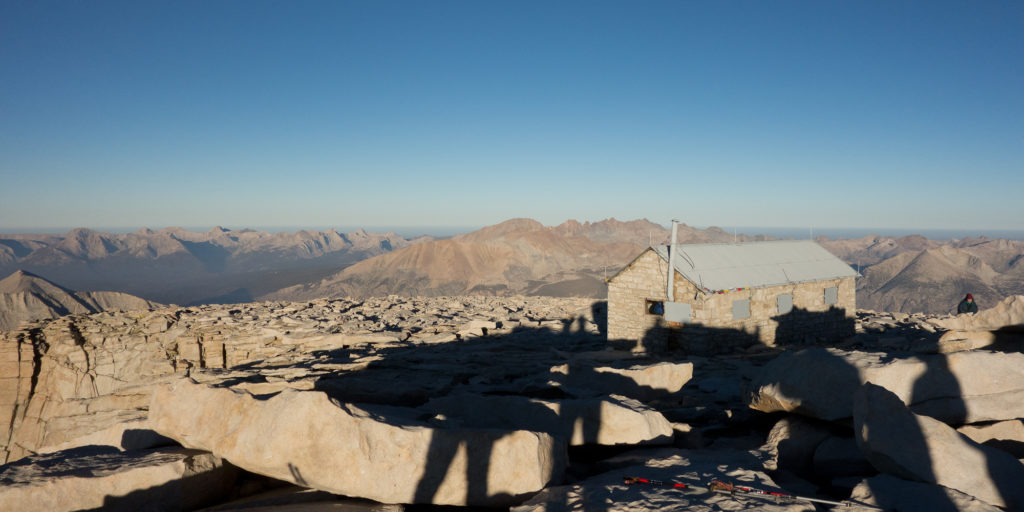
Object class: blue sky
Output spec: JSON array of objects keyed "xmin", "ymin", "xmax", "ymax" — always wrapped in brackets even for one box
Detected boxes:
[{"xmin": 1, "ymin": 1, "xmax": 1022, "ymax": 234}]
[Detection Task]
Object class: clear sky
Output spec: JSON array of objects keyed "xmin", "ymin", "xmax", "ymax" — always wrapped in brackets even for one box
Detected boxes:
[{"xmin": 1, "ymin": 1, "xmax": 1021, "ymax": 234}]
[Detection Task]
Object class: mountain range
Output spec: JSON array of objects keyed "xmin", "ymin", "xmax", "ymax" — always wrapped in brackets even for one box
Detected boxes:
[
  {"xmin": 3, "ymin": 219, "xmax": 1023, "ymax": 318},
  {"xmin": 0, "ymin": 227, "xmax": 425, "ymax": 305},
  {"xmin": 821, "ymin": 235, "xmax": 1024, "ymax": 314}
]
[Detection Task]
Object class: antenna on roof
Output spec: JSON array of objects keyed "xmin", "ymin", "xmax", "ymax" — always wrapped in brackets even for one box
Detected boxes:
[{"xmin": 667, "ymin": 220, "xmax": 678, "ymax": 302}]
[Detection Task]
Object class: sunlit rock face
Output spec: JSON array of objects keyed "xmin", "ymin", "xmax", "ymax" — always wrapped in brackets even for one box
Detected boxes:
[{"xmin": 149, "ymin": 379, "xmax": 562, "ymax": 507}]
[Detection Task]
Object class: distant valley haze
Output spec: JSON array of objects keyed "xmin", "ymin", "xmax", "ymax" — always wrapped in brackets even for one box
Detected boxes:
[{"xmin": 4, "ymin": 224, "xmax": 1024, "ymax": 242}]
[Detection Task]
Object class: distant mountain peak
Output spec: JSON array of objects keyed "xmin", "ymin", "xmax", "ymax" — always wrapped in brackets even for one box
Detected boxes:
[
  {"xmin": 453, "ymin": 218, "xmax": 546, "ymax": 243},
  {"xmin": 0, "ymin": 270, "xmax": 162, "ymax": 331},
  {"xmin": 0, "ymin": 269, "xmax": 65, "ymax": 294},
  {"xmin": 68, "ymin": 227, "xmax": 99, "ymax": 237},
  {"xmin": 490, "ymin": 218, "xmax": 545, "ymax": 231},
  {"xmin": 267, "ymin": 217, "xmax": 701, "ymax": 301}
]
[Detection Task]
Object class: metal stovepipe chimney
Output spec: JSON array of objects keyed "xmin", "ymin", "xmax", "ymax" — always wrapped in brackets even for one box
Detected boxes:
[{"xmin": 667, "ymin": 219, "xmax": 678, "ymax": 302}]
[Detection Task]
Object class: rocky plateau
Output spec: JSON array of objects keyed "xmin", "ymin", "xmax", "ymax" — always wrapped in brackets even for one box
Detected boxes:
[{"xmin": 2, "ymin": 292, "xmax": 1024, "ymax": 511}]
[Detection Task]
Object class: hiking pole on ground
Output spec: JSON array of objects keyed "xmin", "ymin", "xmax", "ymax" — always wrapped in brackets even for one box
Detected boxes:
[{"xmin": 624, "ymin": 476, "xmax": 884, "ymax": 510}]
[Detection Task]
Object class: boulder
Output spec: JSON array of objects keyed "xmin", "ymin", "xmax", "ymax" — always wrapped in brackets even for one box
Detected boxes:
[
  {"xmin": 413, "ymin": 332, "xmax": 458, "ymax": 344},
  {"xmin": 37, "ymin": 418, "xmax": 175, "ymax": 454},
  {"xmin": 957, "ymin": 419, "xmax": 1024, "ymax": 457},
  {"xmin": 936, "ymin": 328, "xmax": 1024, "ymax": 353},
  {"xmin": 424, "ymin": 393, "xmax": 673, "ymax": 446},
  {"xmin": 0, "ymin": 446, "xmax": 237, "ymax": 512},
  {"xmin": 937, "ymin": 329, "xmax": 996, "ymax": 348},
  {"xmin": 457, "ymin": 319, "xmax": 498, "ymax": 338},
  {"xmin": 749, "ymin": 348, "xmax": 1024, "ymax": 424},
  {"xmin": 149, "ymin": 379, "xmax": 562, "ymax": 507},
  {"xmin": 850, "ymin": 474, "xmax": 1001, "ymax": 512},
  {"xmin": 932, "ymin": 295, "xmax": 1024, "ymax": 331},
  {"xmin": 759, "ymin": 417, "xmax": 833, "ymax": 474},
  {"xmin": 925, "ymin": 330, "xmax": 996, "ymax": 353},
  {"xmin": 853, "ymin": 382, "xmax": 1024, "ymax": 509}
]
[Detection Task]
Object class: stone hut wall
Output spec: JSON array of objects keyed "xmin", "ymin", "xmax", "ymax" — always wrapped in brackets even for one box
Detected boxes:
[{"xmin": 607, "ymin": 250, "xmax": 856, "ymax": 353}]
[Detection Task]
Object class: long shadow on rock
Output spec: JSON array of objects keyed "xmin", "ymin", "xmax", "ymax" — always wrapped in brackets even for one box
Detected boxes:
[
  {"xmin": 762, "ymin": 308, "xmax": 968, "ymax": 509},
  {"xmin": 303, "ymin": 322, "xmax": 605, "ymax": 506}
]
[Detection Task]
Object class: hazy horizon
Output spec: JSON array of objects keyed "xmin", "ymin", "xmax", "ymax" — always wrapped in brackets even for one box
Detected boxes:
[{"xmin": 4, "ymin": 222, "xmax": 1024, "ymax": 242}]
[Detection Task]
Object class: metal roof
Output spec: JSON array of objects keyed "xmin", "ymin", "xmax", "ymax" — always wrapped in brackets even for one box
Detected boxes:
[{"xmin": 652, "ymin": 240, "xmax": 858, "ymax": 293}]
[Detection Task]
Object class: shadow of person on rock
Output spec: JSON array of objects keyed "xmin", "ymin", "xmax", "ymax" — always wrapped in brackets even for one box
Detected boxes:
[
  {"xmin": 409, "ymin": 315, "xmax": 676, "ymax": 510},
  {"xmin": 590, "ymin": 300, "xmax": 608, "ymax": 337},
  {"xmin": 410, "ymin": 425, "xmax": 523, "ymax": 507},
  {"xmin": 299, "ymin": 317, "xmax": 613, "ymax": 507},
  {"xmin": 762, "ymin": 306, "xmax": 1021, "ymax": 510}
]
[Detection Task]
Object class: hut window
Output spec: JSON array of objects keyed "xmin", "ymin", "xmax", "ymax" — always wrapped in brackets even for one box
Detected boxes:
[
  {"xmin": 777, "ymin": 294, "xmax": 793, "ymax": 314},
  {"xmin": 824, "ymin": 286, "xmax": 839, "ymax": 305},
  {"xmin": 646, "ymin": 300, "xmax": 664, "ymax": 315},
  {"xmin": 732, "ymin": 299, "xmax": 750, "ymax": 320}
]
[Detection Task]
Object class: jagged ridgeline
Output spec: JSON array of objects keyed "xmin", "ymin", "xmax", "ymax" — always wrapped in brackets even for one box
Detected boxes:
[{"xmin": 0, "ymin": 219, "xmax": 773, "ymax": 312}]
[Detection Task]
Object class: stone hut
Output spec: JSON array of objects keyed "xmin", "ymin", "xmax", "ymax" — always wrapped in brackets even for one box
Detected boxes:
[{"xmin": 606, "ymin": 240, "xmax": 858, "ymax": 353}]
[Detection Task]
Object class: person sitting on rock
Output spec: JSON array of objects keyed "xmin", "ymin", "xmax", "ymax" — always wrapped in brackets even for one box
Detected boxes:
[{"xmin": 957, "ymin": 293, "xmax": 979, "ymax": 314}]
